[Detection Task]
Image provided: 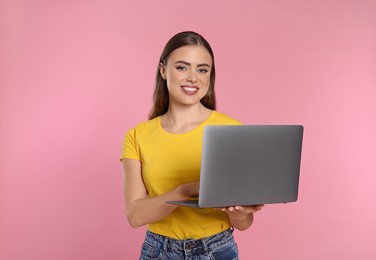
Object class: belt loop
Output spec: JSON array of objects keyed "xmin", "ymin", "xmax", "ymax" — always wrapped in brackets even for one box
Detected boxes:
[
  {"xmin": 163, "ymin": 236, "xmax": 169, "ymax": 251},
  {"xmin": 201, "ymin": 237, "xmax": 208, "ymax": 254}
]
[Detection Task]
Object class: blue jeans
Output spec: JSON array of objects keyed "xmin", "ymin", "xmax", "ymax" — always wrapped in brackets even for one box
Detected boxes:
[{"xmin": 139, "ymin": 228, "xmax": 238, "ymax": 260}]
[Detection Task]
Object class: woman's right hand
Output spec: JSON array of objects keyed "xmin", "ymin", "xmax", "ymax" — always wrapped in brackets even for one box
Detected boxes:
[{"xmin": 176, "ymin": 182, "xmax": 200, "ymax": 198}]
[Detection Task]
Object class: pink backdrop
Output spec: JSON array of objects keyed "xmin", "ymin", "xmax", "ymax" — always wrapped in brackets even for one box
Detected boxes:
[{"xmin": 1, "ymin": 0, "xmax": 375, "ymax": 259}]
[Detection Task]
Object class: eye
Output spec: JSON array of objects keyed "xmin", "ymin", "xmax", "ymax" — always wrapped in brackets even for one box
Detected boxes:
[
  {"xmin": 176, "ymin": 66, "xmax": 187, "ymax": 71},
  {"xmin": 198, "ymin": 68, "xmax": 209, "ymax": 74}
]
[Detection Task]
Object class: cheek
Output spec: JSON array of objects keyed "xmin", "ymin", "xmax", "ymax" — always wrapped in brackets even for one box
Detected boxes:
[
  {"xmin": 202, "ymin": 76, "xmax": 211, "ymax": 88},
  {"xmin": 165, "ymin": 77, "xmax": 176, "ymax": 90},
  {"xmin": 167, "ymin": 71, "xmax": 182, "ymax": 85},
  {"xmin": 201, "ymin": 82, "xmax": 210, "ymax": 96}
]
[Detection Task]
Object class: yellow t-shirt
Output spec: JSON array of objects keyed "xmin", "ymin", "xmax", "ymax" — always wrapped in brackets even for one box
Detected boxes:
[{"xmin": 121, "ymin": 111, "xmax": 241, "ymax": 239}]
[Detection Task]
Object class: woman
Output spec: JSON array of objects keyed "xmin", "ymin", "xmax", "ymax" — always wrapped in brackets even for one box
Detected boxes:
[{"xmin": 121, "ymin": 31, "xmax": 263, "ymax": 259}]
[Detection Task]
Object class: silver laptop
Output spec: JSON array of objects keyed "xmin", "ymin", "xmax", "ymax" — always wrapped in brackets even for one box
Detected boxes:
[{"xmin": 167, "ymin": 125, "xmax": 304, "ymax": 208}]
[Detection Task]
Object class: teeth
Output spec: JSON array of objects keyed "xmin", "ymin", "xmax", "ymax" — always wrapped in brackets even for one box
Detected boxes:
[{"xmin": 183, "ymin": 86, "xmax": 198, "ymax": 92}]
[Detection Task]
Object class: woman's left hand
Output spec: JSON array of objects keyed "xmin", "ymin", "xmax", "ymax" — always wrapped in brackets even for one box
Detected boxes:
[
  {"xmin": 220, "ymin": 205, "xmax": 264, "ymax": 219},
  {"xmin": 215, "ymin": 205, "xmax": 264, "ymax": 231}
]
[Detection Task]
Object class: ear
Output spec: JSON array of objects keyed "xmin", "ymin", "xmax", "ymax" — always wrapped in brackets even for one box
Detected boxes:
[{"xmin": 159, "ymin": 63, "xmax": 166, "ymax": 80}]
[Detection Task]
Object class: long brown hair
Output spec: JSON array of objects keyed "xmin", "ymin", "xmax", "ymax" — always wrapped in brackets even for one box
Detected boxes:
[{"xmin": 148, "ymin": 31, "xmax": 216, "ymax": 120}]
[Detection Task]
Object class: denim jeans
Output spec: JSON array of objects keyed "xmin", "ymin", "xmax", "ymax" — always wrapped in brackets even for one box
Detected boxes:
[{"xmin": 139, "ymin": 228, "xmax": 238, "ymax": 260}]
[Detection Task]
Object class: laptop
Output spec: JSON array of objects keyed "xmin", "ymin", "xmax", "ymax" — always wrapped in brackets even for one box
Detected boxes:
[{"xmin": 167, "ymin": 125, "xmax": 304, "ymax": 208}]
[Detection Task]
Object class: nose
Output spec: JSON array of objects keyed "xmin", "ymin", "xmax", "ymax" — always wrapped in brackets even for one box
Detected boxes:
[{"xmin": 187, "ymin": 70, "xmax": 197, "ymax": 83}]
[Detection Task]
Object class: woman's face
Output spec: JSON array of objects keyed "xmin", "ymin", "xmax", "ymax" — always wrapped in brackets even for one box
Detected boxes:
[{"xmin": 160, "ymin": 45, "xmax": 212, "ymax": 108}]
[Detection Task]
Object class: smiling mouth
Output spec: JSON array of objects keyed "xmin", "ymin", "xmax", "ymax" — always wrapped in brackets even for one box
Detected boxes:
[{"xmin": 181, "ymin": 86, "xmax": 199, "ymax": 94}]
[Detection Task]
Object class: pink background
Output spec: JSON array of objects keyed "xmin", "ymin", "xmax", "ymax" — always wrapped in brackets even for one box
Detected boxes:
[{"xmin": 1, "ymin": 0, "xmax": 375, "ymax": 259}]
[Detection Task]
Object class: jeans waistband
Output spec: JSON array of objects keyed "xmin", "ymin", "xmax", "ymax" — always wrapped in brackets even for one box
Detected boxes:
[{"xmin": 144, "ymin": 228, "xmax": 234, "ymax": 254}]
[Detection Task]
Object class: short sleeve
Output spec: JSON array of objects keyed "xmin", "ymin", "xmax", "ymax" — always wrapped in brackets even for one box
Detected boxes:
[{"xmin": 120, "ymin": 128, "xmax": 140, "ymax": 161}]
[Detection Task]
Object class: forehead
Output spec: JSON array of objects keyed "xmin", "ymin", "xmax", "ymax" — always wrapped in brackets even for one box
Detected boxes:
[{"xmin": 167, "ymin": 46, "xmax": 212, "ymax": 65}]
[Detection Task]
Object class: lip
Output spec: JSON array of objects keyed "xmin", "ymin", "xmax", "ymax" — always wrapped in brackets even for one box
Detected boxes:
[{"xmin": 181, "ymin": 85, "xmax": 199, "ymax": 95}]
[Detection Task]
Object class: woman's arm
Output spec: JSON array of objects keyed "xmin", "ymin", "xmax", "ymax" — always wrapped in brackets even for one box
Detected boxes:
[
  {"xmin": 122, "ymin": 158, "xmax": 199, "ymax": 228},
  {"xmin": 221, "ymin": 205, "xmax": 264, "ymax": 231}
]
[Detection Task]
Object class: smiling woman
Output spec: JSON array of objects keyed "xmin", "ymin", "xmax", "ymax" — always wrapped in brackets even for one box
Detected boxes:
[
  {"xmin": 148, "ymin": 31, "xmax": 217, "ymax": 120},
  {"xmin": 159, "ymin": 46, "xmax": 212, "ymax": 111},
  {"xmin": 120, "ymin": 31, "xmax": 264, "ymax": 259}
]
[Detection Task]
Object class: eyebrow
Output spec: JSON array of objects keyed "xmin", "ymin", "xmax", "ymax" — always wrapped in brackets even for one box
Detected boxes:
[{"xmin": 174, "ymin": 60, "xmax": 211, "ymax": 68}]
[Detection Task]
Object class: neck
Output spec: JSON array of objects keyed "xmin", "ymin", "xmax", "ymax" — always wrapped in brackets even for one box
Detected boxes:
[{"xmin": 161, "ymin": 103, "xmax": 213, "ymax": 133}]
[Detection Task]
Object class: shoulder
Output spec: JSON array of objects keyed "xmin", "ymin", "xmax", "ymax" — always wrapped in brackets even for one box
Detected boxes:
[
  {"xmin": 126, "ymin": 117, "xmax": 160, "ymax": 138},
  {"xmin": 209, "ymin": 111, "xmax": 242, "ymax": 125}
]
